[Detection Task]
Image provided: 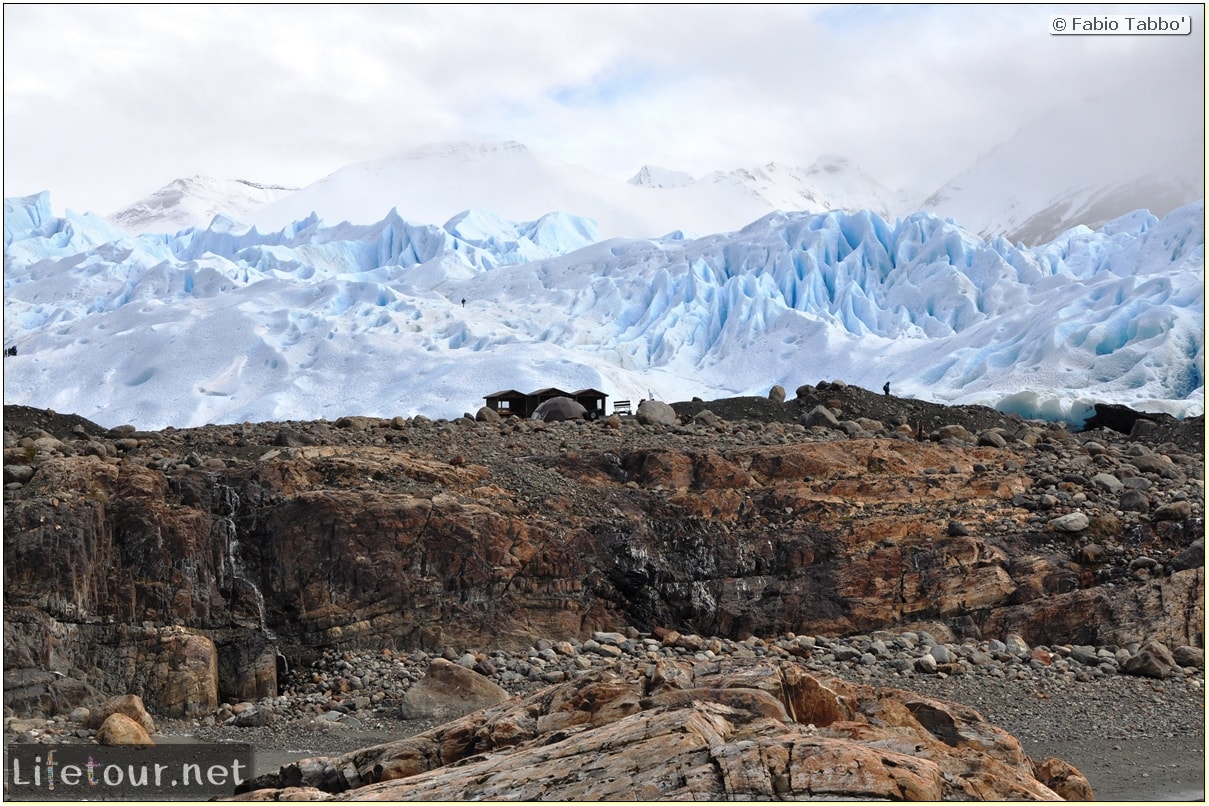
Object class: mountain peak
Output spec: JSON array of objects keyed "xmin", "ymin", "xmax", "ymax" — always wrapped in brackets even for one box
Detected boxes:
[
  {"xmin": 398, "ymin": 140, "xmax": 531, "ymax": 161},
  {"xmin": 235, "ymin": 178, "xmax": 299, "ymax": 192},
  {"xmin": 106, "ymin": 176, "xmax": 296, "ymax": 235},
  {"xmin": 806, "ymin": 153, "xmax": 856, "ymax": 175},
  {"xmin": 919, "ymin": 94, "xmax": 1204, "ymax": 244},
  {"xmin": 627, "ymin": 165, "xmax": 695, "ymax": 189}
]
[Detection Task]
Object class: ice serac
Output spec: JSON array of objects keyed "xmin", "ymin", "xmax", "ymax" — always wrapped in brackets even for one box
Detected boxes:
[
  {"xmin": 444, "ymin": 209, "xmax": 601, "ymax": 264},
  {"xmin": 4, "ymin": 191, "xmax": 135, "ymax": 260},
  {"xmin": 4, "ymin": 192, "xmax": 56, "ymax": 246},
  {"xmin": 2, "ymin": 193, "xmax": 1203, "ymax": 429}
]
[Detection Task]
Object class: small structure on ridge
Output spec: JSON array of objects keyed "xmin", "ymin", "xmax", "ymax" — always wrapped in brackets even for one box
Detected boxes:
[{"xmin": 484, "ymin": 388, "xmax": 611, "ymax": 419}]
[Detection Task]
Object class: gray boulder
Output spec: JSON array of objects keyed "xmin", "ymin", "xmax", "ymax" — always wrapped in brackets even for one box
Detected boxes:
[
  {"xmin": 399, "ymin": 658, "xmax": 510, "ymax": 720},
  {"xmin": 936, "ymin": 424, "xmax": 975, "ymax": 443},
  {"xmin": 798, "ymin": 405, "xmax": 841, "ymax": 430},
  {"xmin": 1049, "ymin": 512, "xmax": 1089, "ymax": 532},
  {"xmin": 1123, "ymin": 640, "xmax": 1176, "ymax": 679},
  {"xmin": 636, "ymin": 400, "xmax": 677, "ymax": 427},
  {"xmin": 1154, "ymin": 501, "xmax": 1193, "ymax": 521},
  {"xmin": 1173, "ymin": 646, "xmax": 1205, "ymax": 669},
  {"xmin": 1118, "ymin": 490, "xmax": 1150, "ymax": 512},
  {"xmin": 475, "ymin": 406, "xmax": 502, "ymax": 423},
  {"xmin": 977, "ymin": 430, "xmax": 1008, "ymax": 448}
]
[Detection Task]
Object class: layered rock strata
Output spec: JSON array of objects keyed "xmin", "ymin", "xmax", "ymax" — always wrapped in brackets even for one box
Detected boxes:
[{"xmin": 3, "ymin": 389, "xmax": 1203, "ymax": 720}]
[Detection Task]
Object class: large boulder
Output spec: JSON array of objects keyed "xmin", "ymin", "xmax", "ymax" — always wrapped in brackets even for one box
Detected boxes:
[
  {"xmin": 95, "ymin": 712, "xmax": 154, "ymax": 746},
  {"xmin": 798, "ymin": 405, "xmax": 841, "ymax": 430},
  {"xmin": 475, "ymin": 406, "xmax": 502, "ymax": 423},
  {"xmin": 635, "ymin": 399, "xmax": 677, "ymax": 427},
  {"xmin": 398, "ymin": 658, "xmax": 510, "ymax": 721},
  {"xmin": 1123, "ymin": 640, "xmax": 1176, "ymax": 679},
  {"xmin": 87, "ymin": 694, "xmax": 156, "ymax": 734}
]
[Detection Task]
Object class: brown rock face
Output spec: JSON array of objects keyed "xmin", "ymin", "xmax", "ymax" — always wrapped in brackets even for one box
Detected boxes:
[
  {"xmin": 237, "ymin": 656, "xmax": 1077, "ymax": 801},
  {"xmin": 3, "ymin": 401, "xmax": 1203, "ymax": 717}
]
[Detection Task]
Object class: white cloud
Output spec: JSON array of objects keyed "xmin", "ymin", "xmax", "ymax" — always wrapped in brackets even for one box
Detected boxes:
[{"xmin": 3, "ymin": 3, "xmax": 1203, "ymax": 215}]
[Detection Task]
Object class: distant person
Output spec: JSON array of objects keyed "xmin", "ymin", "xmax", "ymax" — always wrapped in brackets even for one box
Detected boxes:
[
  {"xmin": 883, "ymin": 382, "xmax": 890, "ymax": 396},
  {"xmin": 5, "ymin": 346, "xmax": 15, "ymax": 357},
  {"xmin": 461, "ymin": 298, "xmax": 466, "ymax": 307}
]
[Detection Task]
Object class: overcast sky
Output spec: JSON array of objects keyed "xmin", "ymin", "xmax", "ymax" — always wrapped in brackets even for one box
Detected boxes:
[{"xmin": 4, "ymin": 3, "xmax": 1204, "ymax": 216}]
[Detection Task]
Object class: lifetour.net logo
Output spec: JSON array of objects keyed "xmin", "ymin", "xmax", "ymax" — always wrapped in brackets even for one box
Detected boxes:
[{"xmin": 4, "ymin": 743, "xmax": 254, "ymax": 800}]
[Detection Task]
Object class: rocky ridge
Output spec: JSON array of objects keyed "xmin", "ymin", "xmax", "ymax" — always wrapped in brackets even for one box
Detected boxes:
[
  {"xmin": 3, "ymin": 385, "xmax": 1204, "ymax": 792},
  {"xmin": 4, "ymin": 384, "xmax": 1203, "ymax": 712}
]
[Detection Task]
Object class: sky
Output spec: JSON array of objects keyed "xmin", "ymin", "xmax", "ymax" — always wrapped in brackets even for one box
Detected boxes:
[{"xmin": 3, "ymin": 3, "xmax": 1204, "ymax": 217}]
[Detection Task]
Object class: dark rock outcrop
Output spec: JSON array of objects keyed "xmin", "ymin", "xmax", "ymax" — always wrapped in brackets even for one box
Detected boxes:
[
  {"xmin": 3, "ymin": 394, "xmax": 1203, "ymax": 718},
  {"xmin": 1082, "ymin": 403, "xmax": 1157, "ymax": 436}
]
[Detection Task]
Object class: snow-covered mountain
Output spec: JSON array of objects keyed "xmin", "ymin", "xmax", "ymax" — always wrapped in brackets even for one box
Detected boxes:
[
  {"xmin": 243, "ymin": 141, "xmax": 907, "ymax": 241},
  {"xmin": 106, "ymin": 176, "xmax": 297, "ymax": 235},
  {"xmin": 714, "ymin": 155, "xmax": 903, "ymax": 221},
  {"xmin": 99, "ymin": 118, "xmax": 1202, "ymax": 247},
  {"xmin": 104, "ymin": 143, "xmax": 903, "ymax": 241},
  {"xmin": 4, "ymin": 190, "xmax": 1203, "ymax": 431},
  {"xmin": 245, "ymin": 141, "xmax": 655, "ymax": 237},
  {"xmin": 628, "ymin": 165, "xmax": 695, "ymax": 189},
  {"xmin": 921, "ymin": 95, "xmax": 1205, "ymax": 246}
]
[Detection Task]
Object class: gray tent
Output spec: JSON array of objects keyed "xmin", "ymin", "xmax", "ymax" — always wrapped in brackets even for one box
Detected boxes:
[{"xmin": 532, "ymin": 396, "xmax": 587, "ymax": 422}]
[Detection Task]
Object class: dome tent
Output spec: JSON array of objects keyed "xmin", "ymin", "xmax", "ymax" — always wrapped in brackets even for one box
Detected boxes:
[{"xmin": 532, "ymin": 396, "xmax": 587, "ymax": 422}]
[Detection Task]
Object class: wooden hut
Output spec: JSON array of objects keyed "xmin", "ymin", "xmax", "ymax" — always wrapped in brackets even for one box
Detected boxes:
[
  {"xmin": 571, "ymin": 388, "xmax": 609, "ymax": 419},
  {"xmin": 529, "ymin": 387, "xmax": 574, "ymax": 405},
  {"xmin": 483, "ymin": 389, "xmax": 531, "ymax": 418}
]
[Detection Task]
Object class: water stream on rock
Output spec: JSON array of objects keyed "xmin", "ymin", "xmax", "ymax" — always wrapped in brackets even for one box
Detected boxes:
[{"xmin": 216, "ymin": 480, "xmax": 276, "ymax": 639}]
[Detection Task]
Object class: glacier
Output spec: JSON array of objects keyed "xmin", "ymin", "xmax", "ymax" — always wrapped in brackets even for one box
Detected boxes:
[{"xmin": 2, "ymin": 190, "xmax": 1203, "ymax": 430}]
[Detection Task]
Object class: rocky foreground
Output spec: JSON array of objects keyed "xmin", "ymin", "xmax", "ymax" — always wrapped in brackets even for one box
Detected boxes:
[
  {"xmin": 7, "ymin": 623, "xmax": 1204, "ymax": 799},
  {"xmin": 3, "ymin": 384, "xmax": 1205, "ymax": 799}
]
